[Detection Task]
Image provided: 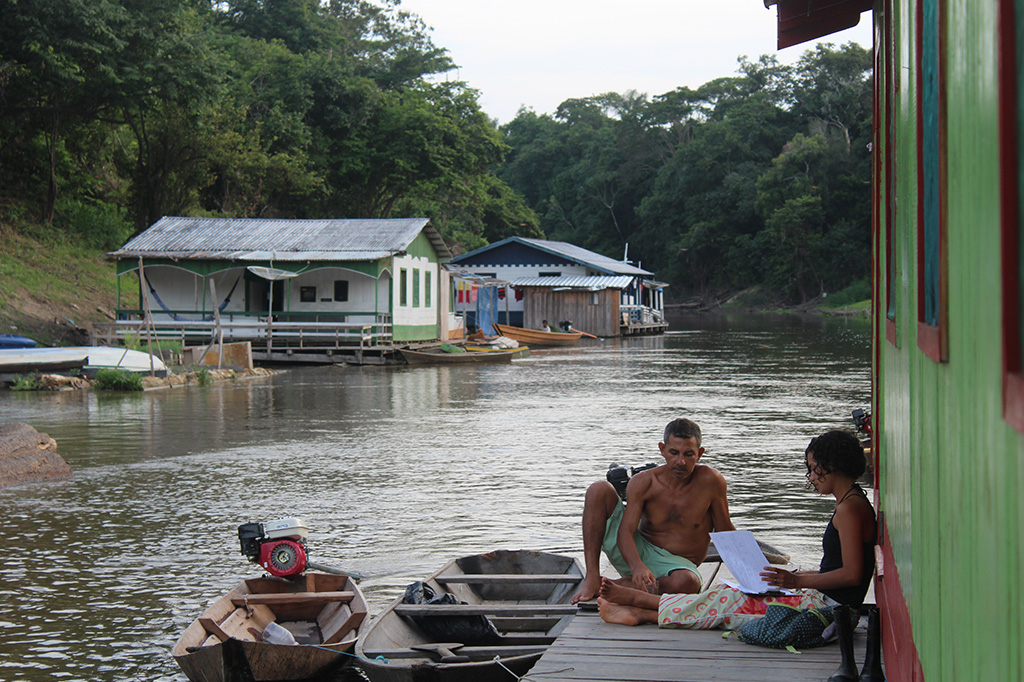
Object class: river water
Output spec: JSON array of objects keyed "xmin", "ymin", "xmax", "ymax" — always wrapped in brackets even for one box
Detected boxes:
[{"xmin": 0, "ymin": 312, "xmax": 870, "ymax": 682}]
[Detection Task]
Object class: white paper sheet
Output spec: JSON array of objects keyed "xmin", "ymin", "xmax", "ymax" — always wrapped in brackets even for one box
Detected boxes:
[{"xmin": 709, "ymin": 530, "xmax": 784, "ymax": 595}]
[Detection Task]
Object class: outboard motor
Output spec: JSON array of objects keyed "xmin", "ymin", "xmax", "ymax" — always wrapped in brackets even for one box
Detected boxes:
[
  {"xmin": 559, "ymin": 320, "xmax": 574, "ymax": 332},
  {"xmin": 238, "ymin": 517, "xmax": 310, "ymax": 578},
  {"xmin": 606, "ymin": 462, "xmax": 658, "ymax": 501}
]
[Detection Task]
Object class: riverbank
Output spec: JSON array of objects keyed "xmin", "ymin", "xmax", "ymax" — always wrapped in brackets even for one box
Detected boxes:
[
  {"xmin": 0, "ymin": 226, "xmax": 118, "ymax": 346},
  {"xmin": 667, "ymin": 285, "xmax": 872, "ymax": 318},
  {"xmin": 8, "ymin": 366, "xmax": 276, "ymax": 392}
]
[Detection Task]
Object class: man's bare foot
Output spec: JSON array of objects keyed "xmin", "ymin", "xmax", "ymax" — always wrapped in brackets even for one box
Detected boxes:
[
  {"xmin": 600, "ymin": 576, "xmax": 661, "ymax": 610},
  {"xmin": 598, "ymin": 597, "xmax": 655, "ymax": 626},
  {"xmin": 599, "ymin": 576, "xmax": 639, "ymax": 605},
  {"xmin": 571, "ymin": 574, "xmax": 601, "ymax": 604}
]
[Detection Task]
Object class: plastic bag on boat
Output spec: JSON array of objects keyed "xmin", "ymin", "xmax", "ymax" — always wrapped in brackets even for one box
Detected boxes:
[{"xmin": 402, "ymin": 581, "xmax": 501, "ymax": 646}]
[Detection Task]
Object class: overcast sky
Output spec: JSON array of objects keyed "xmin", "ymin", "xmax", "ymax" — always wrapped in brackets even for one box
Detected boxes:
[{"xmin": 393, "ymin": 0, "xmax": 873, "ymax": 124}]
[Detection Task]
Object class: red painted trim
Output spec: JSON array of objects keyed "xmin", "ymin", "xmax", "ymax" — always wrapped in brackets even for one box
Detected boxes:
[
  {"xmin": 875, "ymin": 515, "xmax": 925, "ymax": 682},
  {"xmin": 775, "ymin": 0, "xmax": 874, "ymax": 49},
  {"xmin": 998, "ymin": 0, "xmax": 1024, "ymax": 432},
  {"xmin": 872, "ymin": 8, "xmax": 882, "ymax": 489},
  {"xmin": 884, "ymin": 0, "xmax": 898, "ymax": 350},
  {"xmin": 915, "ymin": 0, "xmax": 948, "ymax": 363},
  {"xmin": 915, "ymin": 0, "xmax": 926, "ymax": 333}
]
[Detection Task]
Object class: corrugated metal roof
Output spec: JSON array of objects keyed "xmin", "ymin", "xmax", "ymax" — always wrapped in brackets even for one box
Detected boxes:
[
  {"xmin": 451, "ymin": 237, "xmax": 652, "ymax": 276},
  {"xmin": 109, "ymin": 216, "xmax": 452, "ymax": 261},
  {"xmin": 508, "ymin": 275, "xmax": 635, "ymax": 290},
  {"xmin": 515, "ymin": 238, "xmax": 651, "ymax": 276}
]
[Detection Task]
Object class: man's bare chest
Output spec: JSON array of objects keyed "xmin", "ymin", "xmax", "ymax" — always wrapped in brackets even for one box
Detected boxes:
[{"xmin": 642, "ymin": 495, "xmax": 712, "ymax": 528}]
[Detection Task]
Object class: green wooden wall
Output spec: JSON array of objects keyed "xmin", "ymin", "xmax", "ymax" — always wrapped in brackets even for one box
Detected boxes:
[{"xmin": 877, "ymin": 1, "xmax": 1023, "ymax": 680}]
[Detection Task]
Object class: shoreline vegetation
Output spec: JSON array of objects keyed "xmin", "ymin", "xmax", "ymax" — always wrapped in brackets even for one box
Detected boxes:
[{"xmin": 3, "ymin": 3, "xmax": 871, "ymax": 327}]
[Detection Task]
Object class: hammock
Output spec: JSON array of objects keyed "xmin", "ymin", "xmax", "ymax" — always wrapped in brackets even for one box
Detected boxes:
[{"xmin": 146, "ymin": 275, "xmax": 242, "ymax": 321}]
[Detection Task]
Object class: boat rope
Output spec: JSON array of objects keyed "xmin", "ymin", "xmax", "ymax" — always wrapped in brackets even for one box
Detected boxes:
[
  {"xmin": 306, "ymin": 644, "xmax": 388, "ymax": 663},
  {"xmin": 494, "ymin": 656, "xmax": 573, "ymax": 680}
]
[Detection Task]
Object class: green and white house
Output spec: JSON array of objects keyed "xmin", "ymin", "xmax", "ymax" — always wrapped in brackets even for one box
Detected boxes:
[{"xmin": 107, "ymin": 216, "xmax": 454, "ymax": 355}]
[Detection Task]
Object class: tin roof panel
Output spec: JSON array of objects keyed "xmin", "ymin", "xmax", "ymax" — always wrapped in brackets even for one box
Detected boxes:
[{"xmin": 110, "ymin": 216, "xmax": 450, "ymax": 261}]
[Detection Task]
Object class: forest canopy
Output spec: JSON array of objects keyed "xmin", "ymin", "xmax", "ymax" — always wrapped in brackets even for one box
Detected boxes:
[{"xmin": 0, "ymin": 0, "xmax": 872, "ymax": 305}]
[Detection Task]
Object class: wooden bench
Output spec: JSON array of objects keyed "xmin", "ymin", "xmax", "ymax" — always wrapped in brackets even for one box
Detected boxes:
[
  {"xmin": 435, "ymin": 574, "xmax": 582, "ymax": 584},
  {"xmin": 230, "ymin": 591, "xmax": 354, "ymax": 606},
  {"xmin": 362, "ymin": 644, "xmax": 548, "ymax": 659},
  {"xmin": 394, "ymin": 604, "xmax": 577, "ymax": 617}
]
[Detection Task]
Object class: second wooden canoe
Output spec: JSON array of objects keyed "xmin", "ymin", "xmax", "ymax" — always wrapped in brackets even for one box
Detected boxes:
[
  {"xmin": 492, "ymin": 324, "xmax": 582, "ymax": 347},
  {"xmin": 399, "ymin": 347, "xmax": 516, "ymax": 365},
  {"xmin": 356, "ymin": 549, "xmax": 583, "ymax": 682}
]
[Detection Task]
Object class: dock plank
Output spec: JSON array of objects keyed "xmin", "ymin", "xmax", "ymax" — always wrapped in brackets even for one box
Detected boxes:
[{"xmin": 528, "ymin": 610, "xmax": 865, "ymax": 682}]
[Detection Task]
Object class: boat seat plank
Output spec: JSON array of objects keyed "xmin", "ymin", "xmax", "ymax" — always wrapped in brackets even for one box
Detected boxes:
[
  {"xmin": 321, "ymin": 610, "xmax": 367, "ymax": 645},
  {"xmin": 394, "ymin": 604, "xmax": 577, "ymax": 617},
  {"xmin": 230, "ymin": 591, "xmax": 354, "ymax": 606},
  {"xmin": 362, "ymin": 644, "xmax": 548, "ymax": 659},
  {"xmin": 198, "ymin": 617, "xmax": 229, "ymax": 641},
  {"xmin": 435, "ymin": 574, "xmax": 582, "ymax": 584}
]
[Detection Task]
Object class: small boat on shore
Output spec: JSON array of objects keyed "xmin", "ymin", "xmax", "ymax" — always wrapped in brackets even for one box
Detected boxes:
[
  {"xmin": 172, "ymin": 572, "xmax": 368, "ymax": 682},
  {"xmin": 0, "ymin": 346, "xmax": 168, "ymax": 376},
  {"xmin": 0, "ymin": 334, "xmax": 37, "ymax": 349},
  {"xmin": 493, "ymin": 323, "xmax": 582, "ymax": 347},
  {"xmin": 356, "ymin": 549, "xmax": 583, "ymax": 682},
  {"xmin": 399, "ymin": 346, "xmax": 516, "ymax": 365}
]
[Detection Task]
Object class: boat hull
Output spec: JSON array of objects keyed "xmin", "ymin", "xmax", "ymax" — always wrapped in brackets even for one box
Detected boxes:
[
  {"xmin": 0, "ymin": 334, "xmax": 38, "ymax": 349},
  {"xmin": 0, "ymin": 347, "xmax": 168, "ymax": 375},
  {"xmin": 492, "ymin": 324, "xmax": 581, "ymax": 347},
  {"xmin": 356, "ymin": 549, "xmax": 583, "ymax": 682},
  {"xmin": 172, "ymin": 572, "xmax": 367, "ymax": 682},
  {"xmin": 399, "ymin": 348, "xmax": 515, "ymax": 365}
]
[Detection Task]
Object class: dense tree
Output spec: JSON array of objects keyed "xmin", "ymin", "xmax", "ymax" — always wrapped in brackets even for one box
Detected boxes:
[
  {"xmin": 0, "ymin": 0, "xmax": 532, "ymax": 246},
  {"xmin": 1, "ymin": 1, "xmax": 870, "ymax": 303},
  {"xmin": 497, "ymin": 46, "xmax": 872, "ymax": 305}
]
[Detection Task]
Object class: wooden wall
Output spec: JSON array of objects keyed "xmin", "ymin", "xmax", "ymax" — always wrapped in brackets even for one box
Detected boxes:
[
  {"xmin": 875, "ymin": 2, "xmax": 1023, "ymax": 681},
  {"xmin": 523, "ymin": 288, "xmax": 621, "ymax": 337}
]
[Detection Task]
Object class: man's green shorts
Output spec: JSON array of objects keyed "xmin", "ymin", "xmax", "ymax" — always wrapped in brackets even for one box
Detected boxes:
[{"xmin": 602, "ymin": 500, "xmax": 702, "ymax": 588}]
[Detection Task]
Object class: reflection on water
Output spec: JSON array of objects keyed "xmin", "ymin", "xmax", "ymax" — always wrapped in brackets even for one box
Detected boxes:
[{"xmin": 0, "ymin": 312, "xmax": 871, "ymax": 681}]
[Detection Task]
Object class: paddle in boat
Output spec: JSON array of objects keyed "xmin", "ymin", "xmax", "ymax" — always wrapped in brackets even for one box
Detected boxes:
[
  {"xmin": 356, "ymin": 549, "xmax": 583, "ymax": 682},
  {"xmin": 492, "ymin": 323, "xmax": 582, "ymax": 347},
  {"xmin": 172, "ymin": 518, "xmax": 368, "ymax": 682}
]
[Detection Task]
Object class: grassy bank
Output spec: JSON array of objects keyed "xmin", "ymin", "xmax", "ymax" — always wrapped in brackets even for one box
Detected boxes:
[{"xmin": 0, "ymin": 223, "xmax": 119, "ymax": 346}]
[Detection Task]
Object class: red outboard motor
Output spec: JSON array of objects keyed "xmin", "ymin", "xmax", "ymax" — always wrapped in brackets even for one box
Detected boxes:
[{"xmin": 238, "ymin": 518, "xmax": 310, "ymax": 578}]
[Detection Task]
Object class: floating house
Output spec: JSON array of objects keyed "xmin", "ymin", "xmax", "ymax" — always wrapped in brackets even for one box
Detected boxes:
[
  {"xmin": 764, "ymin": 2, "xmax": 1024, "ymax": 681},
  {"xmin": 447, "ymin": 237, "xmax": 667, "ymax": 337},
  {"xmin": 102, "ymin": 217, "xmax": 454, "ymax": 363}
]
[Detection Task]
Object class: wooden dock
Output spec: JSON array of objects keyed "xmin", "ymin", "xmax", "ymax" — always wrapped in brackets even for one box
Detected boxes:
[{"xmin": 525, "ymin": 608, "xmax": 866, "ymax": 682}]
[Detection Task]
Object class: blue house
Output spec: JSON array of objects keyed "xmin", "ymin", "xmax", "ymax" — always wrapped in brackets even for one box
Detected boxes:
[{"xmin": 448, "ymin": 237, "xmax": 667, "ymax": 337}]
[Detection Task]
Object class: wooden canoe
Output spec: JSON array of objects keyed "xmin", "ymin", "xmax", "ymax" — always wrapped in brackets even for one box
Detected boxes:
[
  {"xmin": 399, "ymin": 348, "xmax": 516, "ymax": 365},
  {"xmin": 172, "ymin": 572, "xmax": 368, "ymax": 682},
  {"xmin": 356, "ymin": 549, "xmax": 583, "ymax": 682},
  {"xmin": 492, "ymin": 324, "xmax": 582, "ymax": 347}
]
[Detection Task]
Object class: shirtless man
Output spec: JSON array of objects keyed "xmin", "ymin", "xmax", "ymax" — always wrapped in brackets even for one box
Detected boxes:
[{"xmin": 570, "ymin": 418, "xmax": 735, "ymax": 603}]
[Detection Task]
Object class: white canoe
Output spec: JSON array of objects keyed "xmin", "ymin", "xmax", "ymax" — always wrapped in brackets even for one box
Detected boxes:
[{"xmin": 0, "ymin": 347, "xmax": 168, "ymax": 375}]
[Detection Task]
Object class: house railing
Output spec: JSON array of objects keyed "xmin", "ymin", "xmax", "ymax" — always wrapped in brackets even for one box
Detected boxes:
[
  {"xmin": 92, "ymin": 314, "xmax": 394, "ymax": 351},
  {"xmin": 620, "ymin": 305, "xmax": 665, "ymax": 326}
]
